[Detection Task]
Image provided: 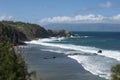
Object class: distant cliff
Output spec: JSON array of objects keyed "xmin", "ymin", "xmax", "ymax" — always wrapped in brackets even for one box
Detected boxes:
[
  {"xmin": 47, "ymin": 29, "xmax": 71, "ymax": 37},
  {"xmin": 0, "ymin": 21, "xmax": 71, "ymax": 45}
]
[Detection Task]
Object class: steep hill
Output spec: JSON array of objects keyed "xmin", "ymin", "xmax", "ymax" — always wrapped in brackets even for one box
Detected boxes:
[
  {"xmin": 1, "ymin": 21, "xmax": 49, "ymax": 40},
  {"xmin": 0, "ymin": 21, "xmax": 71, "ymax": 45}
]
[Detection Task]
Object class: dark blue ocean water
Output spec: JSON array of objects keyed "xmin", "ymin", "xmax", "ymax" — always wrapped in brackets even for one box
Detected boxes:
[{"xmin": 54, "ymin": 32, "xmax": 120, "ymax": 51}]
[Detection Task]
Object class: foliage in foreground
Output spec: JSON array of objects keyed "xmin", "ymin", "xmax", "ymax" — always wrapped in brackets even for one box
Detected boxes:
[
  {"xmin": 0, "ymin": 42, "xmax": 29, "ymax": 80},
  {"xmin": 111, "ymin": 64, "xmax": 120, "ymax": 80}
]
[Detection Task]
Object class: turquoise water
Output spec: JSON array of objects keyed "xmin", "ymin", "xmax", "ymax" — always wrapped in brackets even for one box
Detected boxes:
[{"xmin": 25, "ymin": 32, "xmax": 120, "ymax": 80}]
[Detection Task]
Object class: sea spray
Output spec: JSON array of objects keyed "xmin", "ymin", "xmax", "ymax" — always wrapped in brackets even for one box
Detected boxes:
[{"xmin": 25, "ymin": 36, "xmax": 120, "ymax": 79}]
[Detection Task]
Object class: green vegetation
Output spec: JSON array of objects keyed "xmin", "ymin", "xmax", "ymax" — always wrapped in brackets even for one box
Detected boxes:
[
  {"xmin": 1, "ymin": 21, "xmax": 49, "ymax": 40},
  {"xmin": 0, "ymin": 21, "xmax": 71, "ymax": 80},
  {"xmin": 111, "ymin": 64, "xmax": 120, "ymax": 80},
  {"xmin": 0, "ymin": 42, "xmax": 29, "ymax": 80},
  {"xmin": 0, "ymin": 21, "xmax": 27, "ymax": 45},
  {"xmin": 0, "ymin": 21, "xmax": 71, "ymax": 45},
  {"xmin": 0, "ymin": 21, "xmax": 40, "ymax": 80}
]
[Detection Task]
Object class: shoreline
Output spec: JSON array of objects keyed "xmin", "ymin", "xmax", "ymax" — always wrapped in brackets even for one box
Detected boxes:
[{"xmin": 22, "ymin": 44, "xmax": 107, "ymax": 80}]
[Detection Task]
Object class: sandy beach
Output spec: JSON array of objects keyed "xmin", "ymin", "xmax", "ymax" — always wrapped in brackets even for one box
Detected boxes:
[{"xmin": 22, "ymin": 44, "xmax": 107, "ymax": 80}]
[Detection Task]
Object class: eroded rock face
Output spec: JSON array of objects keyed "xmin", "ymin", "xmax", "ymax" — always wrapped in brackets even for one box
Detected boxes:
[{"xmin": 47, "ymin": 29, "xmax": 72, "ymax": 37}]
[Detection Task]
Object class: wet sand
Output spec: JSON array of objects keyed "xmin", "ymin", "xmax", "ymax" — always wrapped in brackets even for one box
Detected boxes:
[{"xmin": 22, "ymin": 45, "xmax": 107, "ymax": 80}]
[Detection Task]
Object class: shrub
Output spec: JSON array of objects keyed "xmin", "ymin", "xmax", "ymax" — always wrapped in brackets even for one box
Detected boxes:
[
  {"xmin": 111, "ymin": 64, "xmax": 120, "ymax": 80},
  {"xmin": 0, "ymin": 42, "xmax": 28, "ymax": 80}
]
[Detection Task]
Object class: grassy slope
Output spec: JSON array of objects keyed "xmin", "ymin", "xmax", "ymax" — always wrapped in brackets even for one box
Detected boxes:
[{"xmin": 1, "ymin": 21, "xmax": 49, "ymax": 40}]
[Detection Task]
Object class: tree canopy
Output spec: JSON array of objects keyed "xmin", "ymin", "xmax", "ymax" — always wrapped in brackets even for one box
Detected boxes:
[
  {"xmin": 111, "ymin": 64, "xmax": 120, "ymax": 80},
  {"xmin": 0, "ymin": 42, "xmax": 28, "ymax": 80}
]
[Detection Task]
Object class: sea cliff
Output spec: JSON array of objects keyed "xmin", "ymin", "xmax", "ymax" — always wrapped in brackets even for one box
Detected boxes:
[{"xmin": 0, "ymin": 21, "xmax": 71, "ymax": 45}]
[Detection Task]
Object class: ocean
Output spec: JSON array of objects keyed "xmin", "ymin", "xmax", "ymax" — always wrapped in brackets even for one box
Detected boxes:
[{"xmin": 24, "ymin": 32, "xmax": 120, "ymax": 80}]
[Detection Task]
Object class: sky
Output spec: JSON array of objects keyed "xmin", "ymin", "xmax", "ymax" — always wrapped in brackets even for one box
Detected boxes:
[{"xmin": 0, "ymin": 0, "xmax": 120, "ymax": 25}]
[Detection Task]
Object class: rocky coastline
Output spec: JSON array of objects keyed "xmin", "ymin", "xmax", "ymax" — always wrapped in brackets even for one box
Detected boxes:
[{"xmin": 0, "ymin": 21, "xmax": 72, "ymax": 45}]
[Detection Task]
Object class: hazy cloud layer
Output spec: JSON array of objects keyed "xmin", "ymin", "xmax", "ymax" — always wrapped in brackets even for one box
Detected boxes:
[
  {"xmin": 0, "ymin": 15, "xmax": 13, "ymax": 21},
  {"xmin": 99, "ymin": 1, "xmax": 112, "ymax": 8},
  {"xmin": 39, "ymin": 14, "xmax": 120, "ymax": 24},
  {"xmin": 78, "ymin": 1, "xmax": 113, "ymax": 14},
  {"xmin": 39, "ymin": 1, "xmax": 119, "ymax": 24}
]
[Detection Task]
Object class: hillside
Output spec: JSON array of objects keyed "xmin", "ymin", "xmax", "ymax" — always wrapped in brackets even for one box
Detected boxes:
[
  {"xmin": 0, "ymin": 21, "xmax": 71, "ymax": 45},
  {"xmin": 1, "ymin": 21, "xmax": 49, "ymax": 39}
]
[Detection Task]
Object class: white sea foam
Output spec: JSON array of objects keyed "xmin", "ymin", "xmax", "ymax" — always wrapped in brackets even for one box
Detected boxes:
[
  {"xmin": 41, "ymin": 48, "xmax": 114, "ymax": 79},
  {"xmin": 25, "ymin": 37, "xmax": 120, "ymax": 79},
  {"xmin": 25, "ymin": 38, "xmax": 120, "ymax": 61},
  {"xmin": 68, "ymin": 55, "xmax": 111, "ymax": 79},
  {"xmin": 40, "ymin": 48, "xmax": 113, "ymax": 79},
  {"xmin": 41, "ymin": 49, "xmax": 81, "ymax": 55},
  {"xmin": 70, "ymin": 35, "xmax": 89, "ymax": 39},
  {"xmin": 39, "ymin": 37, "xmax": 65, "ymax": 42},
  {"xmin": 25, "ymin": 37, "xmax": 65, "ymax": 45}
]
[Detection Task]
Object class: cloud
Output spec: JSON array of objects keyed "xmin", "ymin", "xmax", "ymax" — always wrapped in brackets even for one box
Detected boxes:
[
  {"xmin": 0, "ymin": 15, "xmax": 13, "ymax": 21},
  {"xmin": 40, "ymin": 14, "xmax": 105, "ymax": 23},
  {"xmin": 112, "ymin": 14, "xmax": 120, "ymax": 20},
  {"xmin": 77, "ymin": 1, "xmax": 114, "ymax": 14},
  {"xmin": 99, "ymin": 1, "xmax": 112, "ymax": 8},
  {"xmin": 39, "ymin": 14, "xmax": 120, "ymax": 24}
]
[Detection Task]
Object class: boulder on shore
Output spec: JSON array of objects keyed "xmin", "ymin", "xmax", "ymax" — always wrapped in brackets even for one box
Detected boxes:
[{"xmin": 98, "ymin": 50, "xmax": 102, "ymax": 53}]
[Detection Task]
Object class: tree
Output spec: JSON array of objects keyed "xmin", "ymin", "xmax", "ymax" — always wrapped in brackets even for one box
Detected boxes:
[
  {"xmin": 0, "ymin": 42, "xmax": 28, "ymax": 80},
  {"xmin": 111, "ymin": 64, "xmax": 120, "ymax": 80}
]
